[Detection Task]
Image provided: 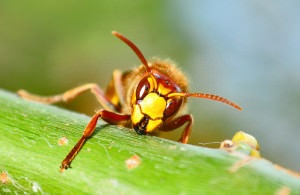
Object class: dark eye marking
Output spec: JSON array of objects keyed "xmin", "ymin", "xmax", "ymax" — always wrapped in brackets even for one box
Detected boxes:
[
  {"xmin": 164, "ymin": 98, "xmax": 182, "ymax": 118},
  {"xmin": 136, "ymin": 77, "xmax": 150, "ymax": 100}
]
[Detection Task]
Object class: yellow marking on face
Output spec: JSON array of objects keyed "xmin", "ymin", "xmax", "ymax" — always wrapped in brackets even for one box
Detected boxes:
[
  {"xmin": 131, "ymin": 104, "xmax": 144, "ymax": 125},
  {"xmin": 139, "ymin": 93, "xmax": 166, "ymax": 119},
  {"xmin": 131, "ymin": 95, "xmax": 164, "ymax": 133},
  {"xmin": 157, "ymin": 83, "xmax": 172, "ymax": 96},
  {"xmin": 146, "ymin": 119, "xmax": 162, "ymax": 132},
  {"xmin": 147, "ymin": 75, "xmax": 157, "ymax": 91}
]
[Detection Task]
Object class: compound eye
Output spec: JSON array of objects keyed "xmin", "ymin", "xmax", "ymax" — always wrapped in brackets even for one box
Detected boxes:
[
  {"xmin": 164, "ymin": 98, "xmax": 182, "ymax": 118},
  {"xmin": 136, "ymin": 77, "xmax": 151, "ymax": 100}
]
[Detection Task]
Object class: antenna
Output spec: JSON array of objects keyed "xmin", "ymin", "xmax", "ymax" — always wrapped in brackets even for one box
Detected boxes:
[
  {"xmin": 112, "ymin": 31, "xmax": 151, "ymax": 73},
  {"xmin": 168, "ymin": 92, "xmax": 242, "ymax": 110}
]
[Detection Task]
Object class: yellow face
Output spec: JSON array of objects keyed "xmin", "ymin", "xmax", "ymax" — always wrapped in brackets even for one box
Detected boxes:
[{"xmin": 131, "ymin": 73, "xmax": 183, "ymax": 135}]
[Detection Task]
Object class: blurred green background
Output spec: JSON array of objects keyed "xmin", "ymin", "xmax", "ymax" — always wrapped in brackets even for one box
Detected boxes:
[{"xmin": 1, "ymin": 1, "xmax": 299, "ymax": 172}]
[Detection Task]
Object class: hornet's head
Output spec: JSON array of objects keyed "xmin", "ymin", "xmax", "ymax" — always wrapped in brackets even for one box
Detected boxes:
[
  {"xmin": 112, "ymin": 31, "xmax": 242, "ymax": 135},
  {"xmin": 131, "ymin": 71, "xmax": 184, "ymax": 134}
]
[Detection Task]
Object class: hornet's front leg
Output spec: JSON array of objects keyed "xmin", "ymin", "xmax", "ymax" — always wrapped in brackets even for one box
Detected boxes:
[
  {"xmin": 160, "ymin": 115, "xmax": 193, "ymax": 144},
  {"xmin": 60, "ymin": 110, "xmax": 131, "ymax": 171}
]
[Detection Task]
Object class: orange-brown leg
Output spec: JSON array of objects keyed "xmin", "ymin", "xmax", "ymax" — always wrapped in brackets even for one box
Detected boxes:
[
  {"xmin": 60, "ymin": 110, "xmax": 131, "ymax": 171},
  {"xmin": 18, "ymin": 83, "xmax": 116, "ymax": 111},
  {"xmin": 18, "ymin": 74, "xmax": 130, "ymax": 171},
  {"xmin": 160, "ymin": 115, "xmax": 193, "ymax": 144}
]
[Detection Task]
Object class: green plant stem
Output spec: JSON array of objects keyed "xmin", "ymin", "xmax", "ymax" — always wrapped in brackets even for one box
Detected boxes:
[{"xmin": 0, "ymin": 89, "xmax": 299, "ymax": 194}]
